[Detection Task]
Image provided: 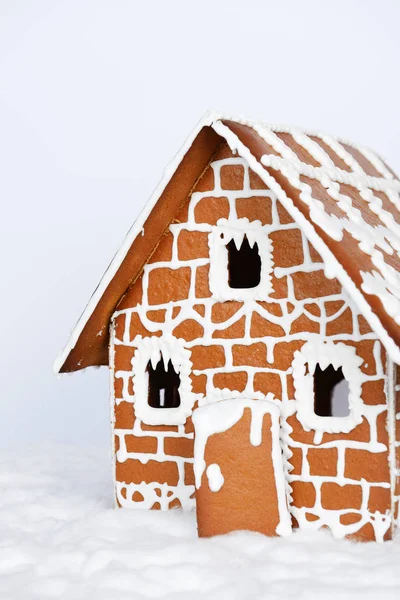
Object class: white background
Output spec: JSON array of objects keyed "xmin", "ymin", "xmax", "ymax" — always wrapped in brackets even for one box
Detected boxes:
[{"xmin": 0, "ymin": 0, "xmax": 399, "ymax": 448}]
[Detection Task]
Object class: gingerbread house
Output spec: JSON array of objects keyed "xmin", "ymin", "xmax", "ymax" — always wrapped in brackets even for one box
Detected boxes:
[{"xmin": 55, "ymin": 112, "xmax": 400, "ymax": 542}]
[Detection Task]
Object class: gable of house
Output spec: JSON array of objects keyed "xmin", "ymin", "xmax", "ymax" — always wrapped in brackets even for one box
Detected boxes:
[{"xmin": 55, "ymin": 113, "xmax": 400, "ymax": 374}]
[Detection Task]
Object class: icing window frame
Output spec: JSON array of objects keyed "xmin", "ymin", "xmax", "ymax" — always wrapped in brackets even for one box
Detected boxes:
[
  {"xmin": 208, "ymin": 218, "xmax": 273, "ymax": 301},
  {"xmin": 131, "ymin": 336, "xmax": 194, "ymax": 426},
  {"xmin": 292, "ymin": 340, "xmax": 364, "ymax": 434}
]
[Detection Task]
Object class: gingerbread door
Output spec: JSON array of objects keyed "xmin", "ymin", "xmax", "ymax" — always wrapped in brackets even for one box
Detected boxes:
[{"xmin": 192, "ymin": 398, "xmax": 291, "ymax": 538}]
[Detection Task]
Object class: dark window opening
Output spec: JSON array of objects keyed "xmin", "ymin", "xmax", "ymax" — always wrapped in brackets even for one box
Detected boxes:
[
  {"xmin": 314, "ymin": 364, "xmax": 350, "ymax": 417},
  {"xmin": 227, "ymin": 236, "xmax": 261, "ymax": 289},
  {"xmin": 147, "ymin": 359, "xmax": 181, "ymax": 409}
]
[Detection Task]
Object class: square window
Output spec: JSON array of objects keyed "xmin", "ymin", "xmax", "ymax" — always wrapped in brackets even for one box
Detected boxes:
[
  {"xmin": 209, "ymin": 218, "xmax": 273, "ymax": 301},
  {"xmin": 147, "ymin": 359, "xmax": 181, "ymax": 409},
  {"xmin": 227, "ymin": 236, "xmax": 261, "ymax": 289},
  {"xmin": 313, "ymin": 364, "xmax": 350, "ymax": 417},
  {"xmin": 131, "ymin": 337, "xmax": 194, "ymax": 425},
  {"xmin": 293, "ymin": 341, "xmax": 363, "ymax": 433}
]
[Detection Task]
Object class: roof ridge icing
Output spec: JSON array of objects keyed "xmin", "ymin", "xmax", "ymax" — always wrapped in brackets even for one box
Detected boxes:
[{"xmin": 211, "ymin": 112, "xmax": 392, "ymax": 173}]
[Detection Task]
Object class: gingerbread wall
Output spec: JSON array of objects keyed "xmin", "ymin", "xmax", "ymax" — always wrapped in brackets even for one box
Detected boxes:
[
  {"xmin": 395, "ymin": 365, "xmax": 400, "ymax": 525},
  {"xmin": 110, "ymin": 144, "xmax": 395, "ymax": 541}
]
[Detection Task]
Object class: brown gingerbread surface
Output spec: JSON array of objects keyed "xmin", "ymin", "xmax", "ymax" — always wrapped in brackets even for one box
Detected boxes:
[
  {"xmin": 110, "ymin": 146, "xmax": 395, "ymax": 540},
  {"xmin": 193, "ymin": 401, "xmax": 290, "ymax": 538}
]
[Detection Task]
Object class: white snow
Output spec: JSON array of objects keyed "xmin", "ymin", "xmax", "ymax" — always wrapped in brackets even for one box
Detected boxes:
[{"xmin": 0, "ymin": 444, "xmax": 399, "ymax": 600}]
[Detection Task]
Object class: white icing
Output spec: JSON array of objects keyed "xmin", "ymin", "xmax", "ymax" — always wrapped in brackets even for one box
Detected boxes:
[
  {"xmin": 256, "ymin": 154, "xmax": 400, "ymax": 325},
  {"xmin": 109, "ymin": 152, "xmax": 396, "ymax": 539},
  {"xmin": 102, "ymin": 138, "xmax": 397, "ymax": 539},
  {"xmin": 292, "ymin": 340, "xmax": 364, "ymax": 434},
  {"xmin": 206, "ymin": 464, "xmax": 224, "ymax": 492},
  {"xmin": 322, "ymin": 136, "xmax": 366, "ymax": 175},
  {"xmin": 192, "ymin": 399, "xmax": 246, "ymax": 489},
  {"xmin": 210, "ymin": 118, "xmax": 400, "ymax": 364},
  {"xmin": 357, "ymin": 146, "xmax": 394, "ymax": 180},
  {"xmin": 114, "ymin": 409, "xmax": 195, "ymax": 511},
  {"xmin": 55, "ymin": 111, "xmax": 400, "ymax": 373},
  {"xmin": 208, "ymin": 217, "xmax": 273, "ymax": 301},
  {"xmin": 396, "ymin": 364, "xmax": 400, "ymax": 526},
  {"xmin": 361, "ymin": 270, "xmax": 400, "ymax": 325},
  {"xmin": 288, "ymin": 338, "xmax": 392, "ymax": 542},
  {"xmin": 291, "ymin": 502, "xmax": 391, "ymax": 543},
  {"xmin": 192, "ymin": 397, "xmax": 292, "ymax": 537},
  {"xmin": 385, "ymin": 357, "xmax": 397, "ymax": 536},
  {"xmin": 53, "ymin": 110, "xmax": 221, "ymax": 374},
  {"xmin": 116, "ymin": 480, "xmax": 194, "ymax": 510},
  {"xmin": 109, "ymin": 322, "xmax": 118, "ymax": 508},
  {"xmin": 129, "ymin": 336, "xmax": 195, "ymax": 426}
]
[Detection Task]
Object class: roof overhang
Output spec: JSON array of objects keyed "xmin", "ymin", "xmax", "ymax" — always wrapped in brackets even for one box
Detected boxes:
[{"xmin": 55, "ymin": 113, "xmax": 224, "ymax": 372}]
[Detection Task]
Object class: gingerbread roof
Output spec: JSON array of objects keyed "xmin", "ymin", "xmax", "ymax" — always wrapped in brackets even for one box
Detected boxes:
[{"xmin": 55, "ymin": 111, "xmax": 400, "ymax": 372}]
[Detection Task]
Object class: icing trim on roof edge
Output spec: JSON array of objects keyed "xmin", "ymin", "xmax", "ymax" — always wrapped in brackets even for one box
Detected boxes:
[
  {"xmin": 53, "ymin": 111, "xmax": 219, "ymax": 374},
  {"xmin": 54, "ymin": 111, "xmax": 400, "ymax": 372}
]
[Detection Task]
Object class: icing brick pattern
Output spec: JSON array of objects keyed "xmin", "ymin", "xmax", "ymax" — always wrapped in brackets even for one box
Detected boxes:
[
  {"xmin": 216, "ymin": 117, "xmax": 400, "ymax": 355},
  {"xmin": 111, "ymin": 152, "xmax": 395, "ymax": 540}
]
